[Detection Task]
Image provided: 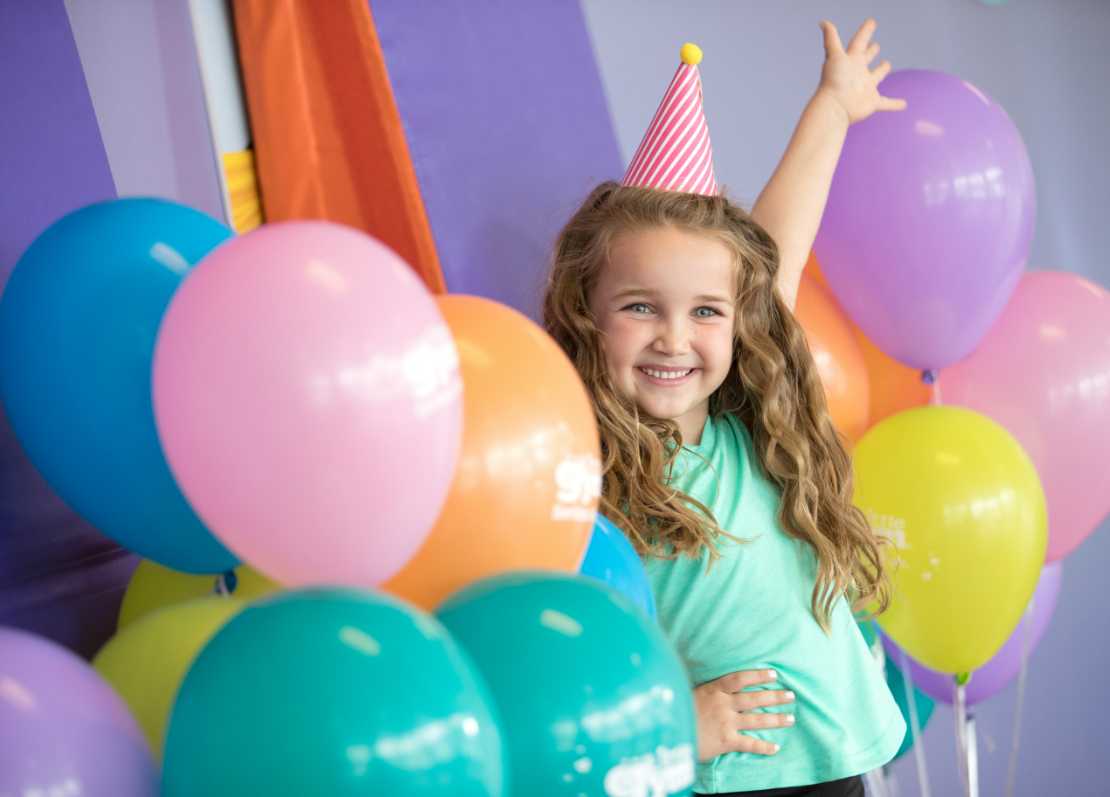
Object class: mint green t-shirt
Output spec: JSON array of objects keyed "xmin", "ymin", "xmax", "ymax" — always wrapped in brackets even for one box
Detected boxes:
[{"xmin": 646, "ymin": 413, "xmax": 904, "ymax": 793}]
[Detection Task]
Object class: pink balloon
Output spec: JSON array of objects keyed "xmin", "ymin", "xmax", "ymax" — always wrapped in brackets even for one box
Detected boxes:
[
  {"xmin": 941, "ymin": 272, "xmax": 1110, "ymax": 561},
  {"xmin": 153, "ymin": 222, "xmax": 462, "ymax": 587}
]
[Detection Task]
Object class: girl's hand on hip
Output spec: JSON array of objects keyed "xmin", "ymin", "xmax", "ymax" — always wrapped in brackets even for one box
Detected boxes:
[{"xmin": 693, "ymin": 669, "xmax": 796, "ymax": 761}]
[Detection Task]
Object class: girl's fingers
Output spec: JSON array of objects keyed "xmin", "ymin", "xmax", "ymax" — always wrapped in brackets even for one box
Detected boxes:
[
  {"xmin": 847, "ymin": 18, "xmax": 877, "ymax": 54},
  {"xmin": 880, "ymin": 96, "xmax": 908, "ymax": 111},
  {"xmin": 736, "ymin": 711, "xmax": 796, "ymax": 732},
  {"xmin": 871, "ymin": 60, "xmax": 893, "ymax": 83},
  {"xmin": 733, "ymin": 689, "xmax": 795, "ymax": 712},
  {"xmin": 865, "ymin": 42, "xmax": 881, "ymax": 64},
  {"xmin": 730, "ymin": 735, "xmax": 782, "ymax": 756},
  {"xmin": 706, "ymin": 669, "xmax": 778, "ymax": 694},
  {"xmin": 820, "ymin": 20, "xmax": 844, "ymax": 57}
]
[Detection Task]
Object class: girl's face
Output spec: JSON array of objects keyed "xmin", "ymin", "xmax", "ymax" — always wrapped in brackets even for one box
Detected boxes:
[{"xmin": 589, "ymin": 225, "xmax": 736, "ymax": 444}]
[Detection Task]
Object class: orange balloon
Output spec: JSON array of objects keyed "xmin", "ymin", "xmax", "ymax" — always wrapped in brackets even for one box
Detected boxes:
[
  {"xmin": 794, "ymin": 275, "xmax": 870, "ymax": 443},
  {"xmin": 384, "ymin": 295, "xmax": 601, "ymax": 609},
  {"xmin": 853, "ymin": 329, "xmax": 932, "ymax": 426},
  {"xmin": 805, "ymin": 250, "xmax": 828, "ymax": 288}
]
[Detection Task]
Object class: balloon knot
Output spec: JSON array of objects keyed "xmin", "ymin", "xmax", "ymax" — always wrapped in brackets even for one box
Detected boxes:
[
  {"xmin": 215, "ymin": 570, "xmax": 238, "ymax": 595},
  {"xmin": 921, "ymin": 369, "xmax": 937, "ymax": 385}
]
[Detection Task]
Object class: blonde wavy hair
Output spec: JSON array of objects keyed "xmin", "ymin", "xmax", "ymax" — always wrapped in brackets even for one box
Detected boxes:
[{"xmin": 543, "ymin": 182, "xmax": 888, "ymax": 628}]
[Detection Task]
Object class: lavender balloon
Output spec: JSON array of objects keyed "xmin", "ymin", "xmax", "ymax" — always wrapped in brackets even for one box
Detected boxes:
[
  {"xmin": 0, "ymin": 627, "xmax": 157, "ymax": 796},
  {"xmin": 815, "ymin": 69, "xmax": 1035, "ymax": 370},
  {"xmin": 882, "ymin": 562, "xmax": 1061, "ymax": 706}
]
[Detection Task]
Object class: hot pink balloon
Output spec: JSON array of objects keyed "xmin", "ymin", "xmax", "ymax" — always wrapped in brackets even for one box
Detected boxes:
[
  {"xmin": 153, "ymin": 222, "xmax": 462, "ymax": 587},
  {"xmin": 941, "ymin": 271, "xmax": 1110, "ymax": 561}
]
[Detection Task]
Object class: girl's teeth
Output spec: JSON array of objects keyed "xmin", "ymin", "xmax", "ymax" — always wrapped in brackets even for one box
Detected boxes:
[{"xmin": 642, "ymin": 368, "xmax": 691, "ymax": 380}]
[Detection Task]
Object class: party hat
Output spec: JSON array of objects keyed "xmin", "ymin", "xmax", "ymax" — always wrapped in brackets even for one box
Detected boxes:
[{"xmin": 622, "ymin": 43, "xmax": 718, "ymax": 196}]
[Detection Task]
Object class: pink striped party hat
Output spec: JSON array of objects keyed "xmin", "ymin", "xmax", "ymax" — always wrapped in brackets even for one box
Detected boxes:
[{"xmin": 622, "ymin": 43, "xmax": 719, "ymax": 196}]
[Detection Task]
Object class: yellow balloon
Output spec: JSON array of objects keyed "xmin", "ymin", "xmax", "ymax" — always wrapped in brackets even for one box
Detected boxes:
[
  {"xmin": 95, "ymin": 597, "xmax": 245, "ymax": 759},
  {"xmin": 119, "ymin": 559, "xmax": 279, "ymax": 629},
  {"xmin": 855, "ymin": 406, "xmax": 1046, "ymax": 674}
]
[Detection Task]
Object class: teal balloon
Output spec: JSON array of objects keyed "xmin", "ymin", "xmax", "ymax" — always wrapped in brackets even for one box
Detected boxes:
[
  {"xmin": 886, "ymin": 654, "xmax": 935, "ymax": 761},
  {"xmin": 0, "ymin": 198, "xmax": 236, "ymax": 572},
  {"xmin": 163, "ymin": 588, "xmax": 505, "ymax": 796},
  {"xmin": 438, "ymin": 572, "xmax": 696, "ymax": 797}
]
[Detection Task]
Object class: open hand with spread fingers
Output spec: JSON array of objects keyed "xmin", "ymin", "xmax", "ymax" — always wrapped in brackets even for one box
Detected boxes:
[
  {"xmin": 694, "ymin": 669, "xmax": 797, "ymax": 761},
  {"xmin": 817, "ymin": 18, "xmax": 907, "ymax": 125}
]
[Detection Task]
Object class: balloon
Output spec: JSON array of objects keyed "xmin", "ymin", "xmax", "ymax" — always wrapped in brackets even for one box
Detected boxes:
[
  {"xmin": 855, "ymin": 620, "xmax": 934, "ymax": 761},
  {"xmin": 804, "ymin": 251, "xmax": 828, "ymax": 288},
  {"xmin": 119, "ymin": 559, "xmax": 278, "ymax": 629},
  {"xmin": 0, "ymin": 198, "xmax": 237, "ymax": 572},
  {"xmin": 855, "ymin": 406, "xmax": 1046, "ymax": 673},
  {"xmin": 884, "ymin": 656, "xmax": 935, "ymax": 761},
  {"xmin": 579, "ymin": 514, "xmax": 656, "ymax": 618},
  {"xmin": 152, "ymin": 221, "xmax": 462, "ymax": 588},
  {"xmin": 162, "ymin": 588, "xmax": 504, "ymax": 796},
  {"xmin": 882, "ymin": 561, "xmax": 1062, "ymax": 706},
  {"xmin": 940, "ymin": 272, "xmax": 1110, "ymax": 561},
  {"xmin": 94, "ymin": 597, "xmax": 245, "ymax": 758},
  {"xmin": 854, "ymin": 328, "xmax": 931, "ymax": 427},
  {"xmin": 794, "ymin": 275, "xmax": 870, "ymax": 443},
  {"xmin": 385, "ymin": 295, "xmax": 599, "ymax": 608},
  {"xmin": 438, "ymin": 573, "xmax": 696, "ymax": 797},
  {"xmin": 815, "ymin": 70, "xmax": 1035, "ymax": 370},
  {"xmin": 0, "ymin": 626, "xmax": 157, "ymax": 796}
]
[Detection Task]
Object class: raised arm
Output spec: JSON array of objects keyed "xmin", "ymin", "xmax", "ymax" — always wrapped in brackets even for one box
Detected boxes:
[{"xmin": 751, "ymin": 19, "xmax": 906, "ymax": 311}]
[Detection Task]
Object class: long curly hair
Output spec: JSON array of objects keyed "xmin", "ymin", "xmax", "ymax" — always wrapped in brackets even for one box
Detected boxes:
[{"xmin": 542, "ymin": 181, "xmax": 888, "ymax": 629}]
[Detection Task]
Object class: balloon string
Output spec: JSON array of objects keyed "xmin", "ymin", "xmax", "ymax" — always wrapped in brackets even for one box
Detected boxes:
[
  {"xmin": 967, "ymin": 712, "xmax": 980, "ymax": 797},
  {"xmin": 954, "ymin": 682, "xmax": 970, "ymax": 797},
  {"xmin": 899, "ymin": 648, "xmax": 931, "ymax": 797},
  {"xmin": 1005, "ymin": 597, "xmax": 1035, "ymax": 796}
]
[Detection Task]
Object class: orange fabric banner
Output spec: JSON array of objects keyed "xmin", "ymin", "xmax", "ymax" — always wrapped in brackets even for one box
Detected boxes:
[{"xmin": 230, "ymin": 0, "xmax": 445, "ymax": 292}]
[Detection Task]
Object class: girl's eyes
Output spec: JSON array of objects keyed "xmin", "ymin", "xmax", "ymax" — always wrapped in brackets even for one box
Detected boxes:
[{"xmin": 619, "ymin": 303, "xmax": 723, "ymax": 318}]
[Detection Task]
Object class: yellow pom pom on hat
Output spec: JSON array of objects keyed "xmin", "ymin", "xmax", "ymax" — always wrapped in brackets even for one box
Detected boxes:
[
  {"xmin": 680, "ymin": 42, "xmax": 703, "ymax": 65},
  {"xmin": 622, "ymin": 42, "xmax": 718, "ymax": 196}
]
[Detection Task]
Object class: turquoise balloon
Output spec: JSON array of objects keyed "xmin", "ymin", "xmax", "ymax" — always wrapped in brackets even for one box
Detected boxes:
[
  {"xmin": 438, "ymin": 572, "xmax": 696, "ymax": 797},
  {"xmin": 857, "ymin": 621, "xmax": 932, "ymax": 760},
  {"xmin": 0, "ymin": 198, "xmax": 236, "ymax": 572},
  {"xmin": 886, "ymin": 656, "xmax": 935, "ymax": 761},
  {"xmin": 163, "ymin": 589, "xmax": 505, "ymax": 796}
]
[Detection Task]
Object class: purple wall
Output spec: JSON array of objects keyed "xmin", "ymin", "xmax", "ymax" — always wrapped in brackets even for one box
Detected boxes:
[
  {"xmin": 370, "ymin": 0, "xmax": 623, "ymax": 319},
  {"xmin": 0, "ymin": 0, "xmax": 135, "ymax": 659}
]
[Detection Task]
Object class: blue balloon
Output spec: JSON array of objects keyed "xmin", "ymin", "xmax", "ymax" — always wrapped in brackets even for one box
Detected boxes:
[
  {"xmin": 0, "ymin": 199, "xmax": 237, "ymax": 572},
  {"xmin": 578, "ymin": 514, "xmax": 656, "ymax": 618}
]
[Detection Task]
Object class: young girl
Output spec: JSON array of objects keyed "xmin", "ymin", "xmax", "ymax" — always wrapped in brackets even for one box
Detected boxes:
[{"xmin": 543, "ymin": 20, "xmax": 907, "ymax": 797}]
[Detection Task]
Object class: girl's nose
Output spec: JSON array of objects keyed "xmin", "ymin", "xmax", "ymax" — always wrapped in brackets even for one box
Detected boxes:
[{"xmin": 652, "ymin": 318, "xmax": 692, "ymax": 355}]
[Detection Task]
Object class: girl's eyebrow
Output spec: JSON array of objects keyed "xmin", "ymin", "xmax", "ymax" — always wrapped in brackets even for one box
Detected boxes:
[
  {"xmin": 612, "ymin": 288, "xmax": 656, "ymax": 299},
  {"xmin": 611, "ymin": 288, "xmax": 731, "ymax": 304}
]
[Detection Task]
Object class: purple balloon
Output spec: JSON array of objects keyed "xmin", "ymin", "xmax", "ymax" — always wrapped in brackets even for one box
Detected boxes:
[
  {"xmin": 882, "ymin": 562, "xmax": 1061, "ymax": 706},
  {"xmin": 0, "ymin": 627, "xmax": 157, "ymax": 796},
  {"xmin": 815, "ymin": 69, "xmax": 1035, "ymax": 370}
]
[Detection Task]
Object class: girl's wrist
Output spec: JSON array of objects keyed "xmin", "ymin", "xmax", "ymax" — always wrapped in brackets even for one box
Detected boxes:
[{"xmin": 810, "ymin": 87, "xmax": 852, "ymax": 130}]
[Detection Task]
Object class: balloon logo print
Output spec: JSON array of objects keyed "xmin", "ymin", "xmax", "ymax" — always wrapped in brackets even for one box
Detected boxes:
[
  {"xmin": 402, "ymin": 324, "xmax": 462, "ymax": 418},
  {"xmin": 553, "ymin": 454, "xmax": 601, "ymax": 522},
  {"xmin": 602, "ymin": 743, "xmax": 695, "ymax": 797}
]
